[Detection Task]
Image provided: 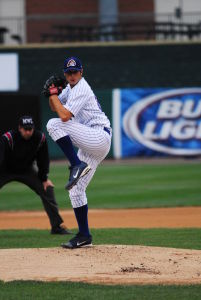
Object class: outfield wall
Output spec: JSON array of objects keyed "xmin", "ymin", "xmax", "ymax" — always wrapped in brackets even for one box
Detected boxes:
[{"xmin": 0, "ymin": 41, "xmax": 200, "ymax": 158}]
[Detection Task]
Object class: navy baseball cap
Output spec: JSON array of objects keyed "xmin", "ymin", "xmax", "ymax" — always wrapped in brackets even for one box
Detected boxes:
[
  {"xmin": 19, "ymin": 116, "xmax": 34, "ymax": 129},
  {"xmin": 63, "ymin": 56, "xmax": 82, "ymax": 73}
]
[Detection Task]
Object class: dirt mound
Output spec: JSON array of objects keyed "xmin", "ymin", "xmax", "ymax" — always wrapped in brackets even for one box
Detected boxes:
[{"xmin": 1, "ymin": 245, "xmax": 201, "ymax": 285}]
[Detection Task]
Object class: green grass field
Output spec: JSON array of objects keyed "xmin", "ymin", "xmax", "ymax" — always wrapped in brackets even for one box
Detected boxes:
[
  {"xmin": 0, "ymin": 161, "xmax": 201, "ymax": 299},
  {"xmin": 1, "ymin": 281, "xmax": 201, "ymax": 300},
  {"xmin": 0, "ymin": 228, "xmax": 201, "ymax": 300},
  {"xmin": 0, "ymin": 162, "xmax": 200, "ymax": 210},
  {"xmin": 0, "ymin": 281, "xmax": 201, "ymax": 300},
  {"xmin": 0, "ymin": 228, "xmax": 201, "ymax": 249}
]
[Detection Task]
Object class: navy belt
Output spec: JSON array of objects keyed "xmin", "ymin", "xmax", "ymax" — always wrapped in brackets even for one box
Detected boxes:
[{"xmin": 104, "ymin": 127, "xmax": 110, "ymax": 135}]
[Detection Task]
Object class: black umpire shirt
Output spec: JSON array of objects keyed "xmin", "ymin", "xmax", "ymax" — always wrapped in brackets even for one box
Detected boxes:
[{"xmin": 0, "ymin": 129, "xmax": 49, "ymax": 182}]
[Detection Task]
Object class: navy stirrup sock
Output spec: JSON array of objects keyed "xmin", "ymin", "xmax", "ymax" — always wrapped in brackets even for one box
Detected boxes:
[
  {"xmin": 56, "ymin": 136, "xmax": 81, "ymax": 167},
  {"xmin": 73, "ymin": 204, "xmax": 90, "ymax": 237}
]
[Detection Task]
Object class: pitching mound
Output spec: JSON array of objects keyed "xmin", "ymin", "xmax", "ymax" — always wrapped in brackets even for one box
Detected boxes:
[{"xmin": 1, "ymin": 245, "xmax": 201, "ymax": 285}]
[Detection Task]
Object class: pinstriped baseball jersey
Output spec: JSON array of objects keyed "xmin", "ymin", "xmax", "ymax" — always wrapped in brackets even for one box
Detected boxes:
[
  {"xmin": 47, "ymin": 76, "xmax": 112, "ymax": 208},
  {"xmin": 58, "ymin": 77, "xmax": 111, "ymax": 128}
]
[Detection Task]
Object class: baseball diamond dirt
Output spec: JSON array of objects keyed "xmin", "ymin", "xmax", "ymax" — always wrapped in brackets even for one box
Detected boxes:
[
  {"xmin": 1, "ymin": 245, "xmax": 201, "ymax": 285},
  {"xmin": 0, "ymin": 207, "xmax": 201, "ymax": 285},
  {"xmin": 0, "ymin": 207, "xmax": 201, "ymax": 229}
]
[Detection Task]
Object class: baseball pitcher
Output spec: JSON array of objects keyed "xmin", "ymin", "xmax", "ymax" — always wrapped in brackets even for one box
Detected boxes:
[{"xmin": 43, "ymin": 56, "xmax": 112, "ymax": 249}]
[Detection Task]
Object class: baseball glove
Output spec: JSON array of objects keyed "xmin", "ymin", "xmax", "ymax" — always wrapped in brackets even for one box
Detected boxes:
[{"xmin": 42, "ymin": 75, "xmax": 67, "ymax": 97}]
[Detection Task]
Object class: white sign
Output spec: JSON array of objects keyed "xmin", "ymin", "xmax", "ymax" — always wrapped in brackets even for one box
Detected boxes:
[{"xmin": 0, "ymin": 53, "xmax": 19, "ymax": 91}]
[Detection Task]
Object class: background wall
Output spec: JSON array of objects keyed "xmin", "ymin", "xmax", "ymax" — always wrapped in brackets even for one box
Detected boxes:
[
  {"xmin": 26, "ymin": 0, "xmax": 99, "ymax": 43},
  {"xmin": 25, "ymin": 0, "xmax": 154, "ymax": 43},
  {"xmin": 1, "ymin": 0, "xmax": 201, "ymax": 45},
  {"xmin": 0, "ymin": 41, "xmax": 201, "ymax": 158},
  {"xmin": 0, "ymin": 0, "xmax": 25, "ymax": 44},
  {"xmin": 2, "ymin": 42, "xmax": 201, "ymax": 93},
  {"xmin": 0, "ymin": 94, "xmax": 40, "ymax": 133}
]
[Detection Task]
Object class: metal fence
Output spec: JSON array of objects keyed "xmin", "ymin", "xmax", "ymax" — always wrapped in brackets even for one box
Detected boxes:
[{"xmin": 0, "ymin": 12, "xmax": 201, "ymax": 45}]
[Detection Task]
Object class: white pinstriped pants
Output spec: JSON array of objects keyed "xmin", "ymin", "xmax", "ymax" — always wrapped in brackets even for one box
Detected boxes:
[{"xmin": 46, "ymin": 118, "xmax": 111, "ymax": 208}]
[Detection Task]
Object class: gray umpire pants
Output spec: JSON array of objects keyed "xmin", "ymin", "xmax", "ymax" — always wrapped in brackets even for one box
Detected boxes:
[{"xmin": 0, "ymin": 168, "xmax": 63, "ymax": 229}]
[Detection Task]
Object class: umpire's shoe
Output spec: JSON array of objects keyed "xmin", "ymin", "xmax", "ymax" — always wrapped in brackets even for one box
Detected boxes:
[
  {"xmin": 51, "ymin": 225, "xmax": 73, "ymax": 235},
  {"xmin": 61, "ymin": 232, "xmax": 92, "ymax": 249},
  {"xmin": 65, "ymin": 161, "xmax": 91, "ymax": 191}
]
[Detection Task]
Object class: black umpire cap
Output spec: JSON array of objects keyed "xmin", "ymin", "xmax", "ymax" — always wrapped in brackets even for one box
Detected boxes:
[{"xmin": 19, "ymin": 116, "xmax": 35, "ymax": 130}]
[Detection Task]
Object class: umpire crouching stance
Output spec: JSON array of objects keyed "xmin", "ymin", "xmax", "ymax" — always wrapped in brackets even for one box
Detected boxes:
[{"xmin": 0, "ymin": 115, "xmax": 71, "ymax": 235}]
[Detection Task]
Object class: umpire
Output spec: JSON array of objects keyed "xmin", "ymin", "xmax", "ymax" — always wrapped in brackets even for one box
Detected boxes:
[{"xmin": 0, "ymin": 115, "xmax": 71, "ymax": 235}]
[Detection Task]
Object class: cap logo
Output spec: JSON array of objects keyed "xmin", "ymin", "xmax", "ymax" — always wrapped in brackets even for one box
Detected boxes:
[
  {"xmin": 22, "ymin": 118, "xmax": 33, "ymax": 125},
  {"xmin": 67, "ymin": 59, "xmax": 76, "ymax": 68}
]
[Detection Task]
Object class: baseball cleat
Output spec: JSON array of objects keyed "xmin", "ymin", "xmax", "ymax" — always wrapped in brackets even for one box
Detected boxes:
[
  {"xmin": 51, "ymin": 225, "xmax": 73, "ymax": 235},
  {"xmin": 61, "ymin": 232, "xmax": 92, "ymax": 249},
  {"xmin": 65, "ymin": 161, "xmax": 91, "ymax": 190}
]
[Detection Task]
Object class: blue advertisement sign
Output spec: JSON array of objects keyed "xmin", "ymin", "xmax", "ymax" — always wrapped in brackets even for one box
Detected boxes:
[{"xmin": 112, "ymin": 88, "xmax": 201, "ymax": 157}]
